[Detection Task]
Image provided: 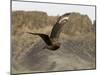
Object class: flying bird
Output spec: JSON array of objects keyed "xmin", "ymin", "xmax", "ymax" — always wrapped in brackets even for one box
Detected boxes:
[{"xmin": 27, "ymin": 13, "xmax": 71, "ymax": 51}]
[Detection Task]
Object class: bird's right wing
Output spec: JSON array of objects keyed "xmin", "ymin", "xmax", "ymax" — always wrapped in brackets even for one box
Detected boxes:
[
  {"xmin": 27, "ymin": 32, "xmax": 53, "ymax": 46},
  {"xmin": 50, "ymin": 22, "xmax": 63, "ymax": 41},
  {"xmin": 50, "ymin": 13, "xmax": 71, "ymax": 41}
]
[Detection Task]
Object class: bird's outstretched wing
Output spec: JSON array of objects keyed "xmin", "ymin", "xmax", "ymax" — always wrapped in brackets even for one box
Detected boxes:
[
  {"xmin": 50, "ymin": 22, "xmax": 63, "ymax": 41},
  {"xmin": 27, "ymin": 32, "xmax": 53, "ymax": 46},
  {"xmin": 50, "ymin": 13, "xmax": 71, "ymax": 41}
]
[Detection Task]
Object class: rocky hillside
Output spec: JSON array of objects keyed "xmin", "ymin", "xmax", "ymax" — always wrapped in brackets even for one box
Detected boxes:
[
  {"xmin": 12, "ymin": 11, "xmax": 94, "ymax": 36},
  {"xmin": 62, "ymin": 13, "xmax": 93, "ymax": 35},
  {"xmin": 12, "ymin": 11, "xmax": 57, "ymax": 35}
]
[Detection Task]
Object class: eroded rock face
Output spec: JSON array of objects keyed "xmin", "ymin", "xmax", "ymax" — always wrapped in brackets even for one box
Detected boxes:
[
  {"xmin": 12, "ymin": 12, "xmax": 93, "ymax": 36},
  {"xmin": 12, "ymin": 11, "xmax": 48, "ymax": 35},
  {"xmin": 63, "ymin": 13, "xmax": 93, "ymax": 35}
]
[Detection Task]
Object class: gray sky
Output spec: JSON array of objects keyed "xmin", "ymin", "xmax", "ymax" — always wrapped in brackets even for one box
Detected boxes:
[{"xmin": 12, "ymin": 1, "xmax": 96, "ymax": 22}]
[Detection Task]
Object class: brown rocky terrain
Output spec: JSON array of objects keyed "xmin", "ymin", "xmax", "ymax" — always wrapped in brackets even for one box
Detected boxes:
[{"xmin": 11, "ymin": 11, "xmax": 96, "ymax": 74}]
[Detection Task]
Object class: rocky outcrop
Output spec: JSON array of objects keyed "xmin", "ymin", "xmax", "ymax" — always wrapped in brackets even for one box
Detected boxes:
[
  {"xmin": 12, "ymin": 11, "xmax": 93, "ymax": 36},
  {"xmin": 12, "ymin": 11, "xmax": 48, "ymax": 35},
  {"xmin": 63, "ymin": 13, "xmax": 93, "ymax": 35}
]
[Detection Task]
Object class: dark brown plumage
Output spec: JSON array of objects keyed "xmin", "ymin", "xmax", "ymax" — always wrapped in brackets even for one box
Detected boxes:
[{"xmin": 27, "ymin": 13, "xmax": 71, "ymax": 51}]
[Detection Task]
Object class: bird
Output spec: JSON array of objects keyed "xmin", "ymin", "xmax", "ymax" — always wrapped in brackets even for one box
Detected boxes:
[{"xmin": 27, "ymin": 13, "xmax": 71, "ymax": 51}]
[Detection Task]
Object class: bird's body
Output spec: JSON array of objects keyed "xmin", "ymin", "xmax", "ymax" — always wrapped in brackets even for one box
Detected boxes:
[
  {"xmin": 27, "ymin": 13, "xmax": 71, "ymax": 51},
  {"xmin": 45, "ymin": 43, "xmax": 60, "ymax": 50},
  {"xmin": 47, "ymin": 45, "xmax": 60, "ymax": 50}
]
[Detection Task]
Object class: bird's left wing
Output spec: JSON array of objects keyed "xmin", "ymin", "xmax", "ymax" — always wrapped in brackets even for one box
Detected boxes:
[{"xmin": 27, "ymin": 32, "xmax": 53, "ymax": 46}]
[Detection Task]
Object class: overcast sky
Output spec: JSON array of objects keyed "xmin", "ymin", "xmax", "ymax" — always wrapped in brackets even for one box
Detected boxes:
[{"xmin": 12, "ymin": 1, "xmax": 96, "ymax": 22}]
